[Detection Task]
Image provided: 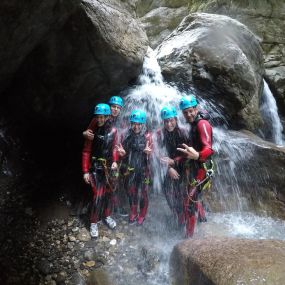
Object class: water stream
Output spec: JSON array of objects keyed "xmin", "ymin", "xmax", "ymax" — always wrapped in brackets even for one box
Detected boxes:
[
  {"xmin": 107, "ymin": 49, "xmax": 285, "ymax": 285},
  {"xmin": 259, "ymin": 80, "xmax": 284, "ymax": 146}
]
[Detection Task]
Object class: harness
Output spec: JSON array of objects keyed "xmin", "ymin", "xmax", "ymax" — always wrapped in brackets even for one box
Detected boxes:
[
  {"xmin": 187, "ymin": 159, "xmax": 215, "ymax": 203},
  {"xmin": 120, "ymin": 130, "xmax": 151, "ymax": 187},
  {"xmin": 92, "ymin": 157, "xmax": 117, "ymax": 192}
]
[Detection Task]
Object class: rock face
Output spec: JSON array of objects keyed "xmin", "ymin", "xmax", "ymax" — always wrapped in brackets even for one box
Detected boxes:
[
  {"xmin": 0, "ymin": 0, "xmax": 148, "ymax": 129},
  {"xmin": 140, "ymin": 6, "xmax": 189, "ymax": 48},
  {"xmin": 189, "ymin": 0, "xmax": 285, "ymax": 115},
  {"xmin": 170, "ymin": 237, "xmax": 285, "ymax": 285},
  {"xmin": 122, "ymin": 0, "xmax": 189, "ymax": 47},
  {"xmin": 210, "ymin": 130, "xmax": 285, "ymax": 218},
  {"xmin": 156, "ymin": 13, "xmax": 264, "ymax": 130}
]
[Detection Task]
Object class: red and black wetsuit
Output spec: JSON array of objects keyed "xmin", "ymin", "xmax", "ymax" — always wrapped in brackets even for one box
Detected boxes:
[
  {"xmin": 120, "ymin": 128, "xmax": 152, "ymax": 221},
  {"xmin": 86, "ymin": 116, "xmax": 128, "ymax": 213},
  {"xmin": 185, "ymin": 111, "xmax": 214, "ymax": 237},
  {"xmin": 156, "ymin": 126, "xmax": 188, "ymax": 225},
  {"xmin": 82, "ymin": 120, "xmax": 118, "ymax": 224}
]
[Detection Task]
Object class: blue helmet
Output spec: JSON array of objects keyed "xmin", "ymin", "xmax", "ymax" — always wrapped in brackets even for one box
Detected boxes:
[
  {"xmin": 160, "ymin": 106, "xmax": 177, "ymax": 120},
  {"xmin": 179, "ymin": 95, "xmax": 198, "ymax": 110},
  {"xmin": 108, "ymin": 96, "xmax": 123, "ymax": 107},
  {"xmin": 94, "ymin": 103, "xmax": 111, "ymax": 115},
  {"xmin": 129, "ymin": 110, "xmax": 146, "ymax": 124}
]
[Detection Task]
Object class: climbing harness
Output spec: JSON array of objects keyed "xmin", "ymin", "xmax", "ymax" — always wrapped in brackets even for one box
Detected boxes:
[
  {"xmin": 92, "ymin": 157, "xmax": 117, "ymax": 192},
  {"xmin": 186, "ymin": 159, "xmax": 215, "ymax": 203}
]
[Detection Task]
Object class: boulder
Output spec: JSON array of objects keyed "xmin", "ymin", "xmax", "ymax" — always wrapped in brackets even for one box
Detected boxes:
[
  {"xmin": 210, "ymin": 129, "xmax": 285, "ymax": 218},
  {"xmin": 170, "ymin": 237, "xmax": 285, "ymax": 285},
  {"xmin": 189, "ymin": 0, "xmax": 285, "ymax": 115},
  {"xmin": 156, "ymin": 13, "xmax": 264, "ymax": 131}
]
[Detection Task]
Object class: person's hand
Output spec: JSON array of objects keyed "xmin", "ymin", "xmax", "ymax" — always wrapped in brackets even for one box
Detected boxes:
[
  {"xmin": 83, "ymin": 173, "xmax": 90, "ymax": 184},
  {"xmin": 143, "ymin": 140, "xmax": 152, "ymax": 155},
  {"xmin": 115, "ymin": 143, "xmax": 126, "ymax": 157},
  {"xmin": 160, "ymin": 157, "xmax": 175, "ymax": 167},
  {"xmin": 168, "ymin": 167, "xmax": 180, "ymax": 180},
  {"xmin": 111, "ymin": 162, "xmax": 118, "ymax": 170},
  {"xmin": 177, "ymin": 143, "xmax": 199, "ymax": 160},
  {"xmin": 83, "ymin": 129, "xmax": 94, "ymax": 141}
]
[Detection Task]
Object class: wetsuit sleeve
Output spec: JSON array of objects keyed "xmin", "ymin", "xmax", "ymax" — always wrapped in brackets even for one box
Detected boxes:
[
  {"xmin": 196, "ymin": 120, "xmax": 214, "ymax": 162},
  {"xmin": 82, "ymin": 139, "xmax": 92, "ymax": 173},
  {"xmin": 112, "ymin": 128, "xmax": 119, "ymax": 162}
]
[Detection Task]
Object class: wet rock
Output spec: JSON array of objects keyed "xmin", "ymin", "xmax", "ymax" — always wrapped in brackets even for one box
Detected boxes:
[
  {"xmin": 69, "ymin": 235, "xmax": 76, "ymax": 242},
  {"xmin": 189, "ymin": 0, "xmax": 285, "ymax": 116},
  {"xmin": 156, "ymin": 13, "xmax": 264, "ymax": 131},
  {"xmin": 211, "ymin": 130, "xmax": 285, "ymax": 217},
  {"xmin": 77, "ymin": 228, "xmax": 91, "ymax": 242},
  {"xmin": 170, "ymin": 237, "xmax": 285, "ymax": 285}
]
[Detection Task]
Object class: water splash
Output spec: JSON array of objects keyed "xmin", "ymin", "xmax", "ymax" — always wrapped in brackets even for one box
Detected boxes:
[
  {"xmin": 198, "ymin": 212, "xmax": 285, "ymax": 240},
  {"xmin": 118, "ymin": 48, "xmax": 227, "ymax": 195},
  {"xmin": 260, "ymin": 80, "xmax": 284, "ymax": 146}
]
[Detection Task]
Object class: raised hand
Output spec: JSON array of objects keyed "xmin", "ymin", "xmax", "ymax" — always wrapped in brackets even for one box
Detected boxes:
[
  {"xmin": 177, "ymin": 143, "xmax": 199, "ymax": 160},
  {"xmin": 115, "ymin": 143, "xmax": 126, "ymax": 157},
  {"xmin": 143, "ymin": 140, "xmax": 153, "ymax": 155}
]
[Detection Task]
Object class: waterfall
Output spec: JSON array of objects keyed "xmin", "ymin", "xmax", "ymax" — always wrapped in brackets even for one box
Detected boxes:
[
  {"xmin": 109, "ymin": 49, "xmax": 285, "ymax": 285},
  {"xmin": 118, "ymin": 48, "xmax": 248, "ymax": 211},
  {"xmin": 260, "ymin": 80, "xmax": 284, "ymax": 146}
]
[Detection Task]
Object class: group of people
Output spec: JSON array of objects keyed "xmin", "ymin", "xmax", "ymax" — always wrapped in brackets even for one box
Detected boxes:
[{"xmin": 81, "ymin": 95, "xmax": 214, "ymax": 238}]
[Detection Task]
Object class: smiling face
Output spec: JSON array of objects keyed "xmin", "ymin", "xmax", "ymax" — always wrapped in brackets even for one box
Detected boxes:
[
  {"xmin": 110, "ymin": 104, "xmax": 122, "ymax": 117},
  {"xmin": 163, "ymin": 117, "xmax": 177, "ymax": 132},
  {"xmin": 182, "ymin": 106, "xmax": 199, "ymax": 123},
  {"xmin": 96, "ymin": 115, "xmax": 108, "ymax": 127},
  {"xmin": 131, "ymin": 122, "xmax": 143, "ymax": 134}
]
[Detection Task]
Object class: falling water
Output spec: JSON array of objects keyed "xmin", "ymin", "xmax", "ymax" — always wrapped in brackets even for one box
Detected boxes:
[
  {"xmin": 260, "ymin": 80, "xmax": 284, "ymax": 146},
  {"xmin": 109, "ymin": 49, "xmax": 285, "ymax": 285}
]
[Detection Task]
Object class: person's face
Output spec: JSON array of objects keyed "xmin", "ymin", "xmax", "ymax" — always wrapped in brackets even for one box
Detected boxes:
[
  {"xmin": 96, "ymin": 115, "xmax": 107, "ymax": 127},
  {"xmin": 182, "ymin": 107, "xmax": 198, "ymax": 123},
  {"xmin": 164, "ymin": 117, "xmax": 177, "ymax": 132},
  {"xmin": 110, "ymin": 104, "xmax": 122, "ymax": 117},
  {"xmin": 131, "ymin": 122, "xmax": 143, "ymax": 134}
]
